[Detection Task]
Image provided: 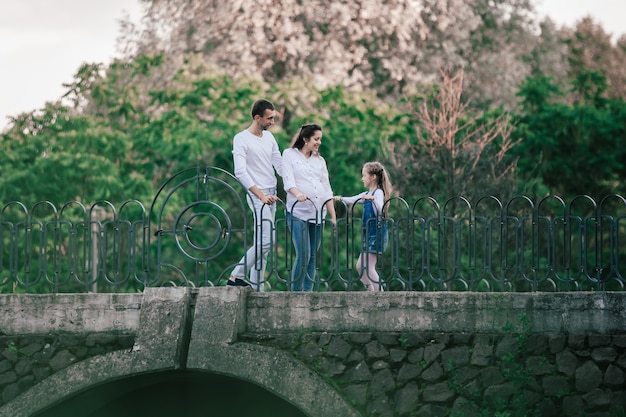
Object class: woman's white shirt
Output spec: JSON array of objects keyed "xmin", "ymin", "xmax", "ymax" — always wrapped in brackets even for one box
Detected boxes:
[{"xmin": 282, "ymin": 148, "xmax": 333, "ymax": 223}]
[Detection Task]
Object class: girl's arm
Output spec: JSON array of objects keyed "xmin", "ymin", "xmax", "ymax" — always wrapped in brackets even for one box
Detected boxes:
[{"xmin": 336, "ymin": 192, "xmax": 366, "ymax": 205}]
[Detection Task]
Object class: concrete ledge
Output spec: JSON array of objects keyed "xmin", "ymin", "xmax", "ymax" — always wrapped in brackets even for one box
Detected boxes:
[
  {"xmin": 245, "ymin": 292, "xmax": 626, "ymax": 334},
  {"xmin": 0, "ymin": 293, "xmax": 142, "ymax": 334},
  {"xmin": 0, "ymin": 290, "xmax": 624, "ymax": 338}
]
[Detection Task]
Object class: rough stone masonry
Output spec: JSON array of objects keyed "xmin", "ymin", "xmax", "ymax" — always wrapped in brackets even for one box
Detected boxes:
[{"xmin": 0, "ymin": 289, "xmax": 624, "ymax": 416}]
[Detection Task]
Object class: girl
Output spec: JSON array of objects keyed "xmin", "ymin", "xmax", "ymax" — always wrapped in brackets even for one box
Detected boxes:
[{"xmin": 335, "ymin": 161, "xmax": 392, "ymax": 291}]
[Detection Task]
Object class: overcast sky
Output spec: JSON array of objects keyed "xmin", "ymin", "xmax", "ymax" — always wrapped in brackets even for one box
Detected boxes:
[
  {"xmin": 0, "ymin": 0, "xmax": 143, "ymax": 131},
  {"xmin": 1, "ymin": 0, "xmax": 625, "ymax": 132}
]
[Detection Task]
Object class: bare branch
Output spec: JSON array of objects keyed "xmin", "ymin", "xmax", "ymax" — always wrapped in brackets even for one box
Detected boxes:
[{"xmin": 386, "ymin": 67, "xmax": 518, "ymax": 201}]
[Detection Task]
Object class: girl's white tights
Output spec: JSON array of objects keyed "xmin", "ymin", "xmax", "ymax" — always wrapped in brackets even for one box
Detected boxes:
[{"xmin": 356, "ymin": 253, "xmax": 384, "ymax": 292}]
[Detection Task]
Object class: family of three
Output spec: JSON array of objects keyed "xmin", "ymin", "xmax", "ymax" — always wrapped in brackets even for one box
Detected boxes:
[{"xmin": 226, "ymin": 99, "xmax": 393, "ymax": 292}]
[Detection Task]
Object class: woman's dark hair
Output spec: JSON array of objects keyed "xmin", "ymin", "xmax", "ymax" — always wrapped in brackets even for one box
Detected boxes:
[
  {"xmin": 291, "ymin": 123, "xmax": 322, "ymax": 150},
  {"xmin": 251, "ymin": 99, "xmax": 275, "ymax": 118}
]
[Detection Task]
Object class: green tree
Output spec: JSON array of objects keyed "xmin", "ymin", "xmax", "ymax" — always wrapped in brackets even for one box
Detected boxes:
[
  {"xmin": 567, "ymin": 17, "xmax": 626, "ymax": 100},
  {"xmin": 1, "ymin": 51, "xmax": 403, "ymax": 206},
  {"xmin": 513, "ymin": 72, "xmax": 626, "ymax": 198},
  {"xmin": 0, "ymin": 103, "xmax": 147, "ymax": 205}
]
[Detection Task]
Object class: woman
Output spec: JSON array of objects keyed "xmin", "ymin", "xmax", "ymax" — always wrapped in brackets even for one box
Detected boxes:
[{"xmin": 282, "ymin": 124, "xmax": 337, "ymax": 291}]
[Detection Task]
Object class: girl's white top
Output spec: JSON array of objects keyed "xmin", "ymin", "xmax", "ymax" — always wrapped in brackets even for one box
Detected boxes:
[{"xmin": 342, "ymin": 188, "xmax": 385, "ymax": 214}]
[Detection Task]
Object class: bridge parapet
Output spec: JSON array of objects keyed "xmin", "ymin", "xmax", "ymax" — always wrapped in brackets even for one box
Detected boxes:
[
  {"xmin": 2, "ymin": 167, "xmax": 625, "ymax": 293},
  {"xmin": 0, "ymin": 289, "xmax": 624, "ymax": 416}
]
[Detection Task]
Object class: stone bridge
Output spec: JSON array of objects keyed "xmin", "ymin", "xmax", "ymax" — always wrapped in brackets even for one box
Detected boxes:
[{"xmin": 0, "ymin": 289, "xmax": 624, "ymax": 417}]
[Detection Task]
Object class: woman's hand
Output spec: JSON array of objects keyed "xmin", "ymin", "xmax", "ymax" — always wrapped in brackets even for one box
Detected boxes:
[{"xmin": 289, "ymin": 187, "xmax": 308, "ymax": 202}]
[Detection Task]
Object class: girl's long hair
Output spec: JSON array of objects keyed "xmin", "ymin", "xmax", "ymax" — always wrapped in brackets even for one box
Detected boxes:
[{"xmin": 364, "ymin": 161, "xmax": 393, "ymax": 216}]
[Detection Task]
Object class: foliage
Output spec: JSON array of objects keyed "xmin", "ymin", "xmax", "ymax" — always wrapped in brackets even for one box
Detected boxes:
[
  {"xmin": 566, "ymin": 17, "xmax": 626, "ymax": 101},
  {"xmin": 0, "ymin": 102, "xmax": 146, "ymax": 205},
  {"xmin": 3, "ymin": 0, "xmax": 625, "ymax": 208},
  {"xmin": 1, "ymin": 50, "xmax": 412, "ymax": 206},
  {"xmin": 513, "ymin": 16, "xmax": 626, "ymax": 198},
  {"xmin": 513, "ymin": 71, "xmax": 626, "ymax": 198}
]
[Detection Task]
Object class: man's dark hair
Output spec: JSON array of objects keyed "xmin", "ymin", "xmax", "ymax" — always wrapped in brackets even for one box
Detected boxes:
[{"xmin": 251, "ymin": 99, "xmax": 275, "ymax": 118}]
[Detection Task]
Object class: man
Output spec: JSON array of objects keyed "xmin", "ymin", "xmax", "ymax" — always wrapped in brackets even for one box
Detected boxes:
[{"xmin": 228, "ymin": 99, "xmax": 283, "ymax": 290}]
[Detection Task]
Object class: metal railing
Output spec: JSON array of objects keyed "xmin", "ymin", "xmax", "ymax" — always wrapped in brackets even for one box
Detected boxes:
[{"xmin": 1, "ymin": 167, "xmax": 624, "ymax": 293}]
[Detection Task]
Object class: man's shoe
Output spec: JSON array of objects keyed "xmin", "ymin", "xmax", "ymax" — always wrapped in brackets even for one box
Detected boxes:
[{"xmin": 227, "ymin": 278, "xmax": 251, "ymax": 287}]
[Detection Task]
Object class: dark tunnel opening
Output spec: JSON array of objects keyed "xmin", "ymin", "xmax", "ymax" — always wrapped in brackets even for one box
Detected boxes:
[{"xmin": 33, "ymin": 370, "xmax": 309, "ymax": 417}]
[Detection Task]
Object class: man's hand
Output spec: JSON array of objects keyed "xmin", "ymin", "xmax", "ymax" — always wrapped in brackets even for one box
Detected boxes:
[{"xmin": 261, "ymin": 194, "xmax": 279, "ymax": 205}]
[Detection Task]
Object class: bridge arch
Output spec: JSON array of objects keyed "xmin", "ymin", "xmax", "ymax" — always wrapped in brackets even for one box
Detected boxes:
[
  {"xmin": 0, "ymin": 345, "xmax": 358, "ymax": 417},
  {"xmin": 185, "ymin": 343, "xmax": 361, "ymax": 417},
  {"xmin": 0, "ymin": 288, "xmax": 360, "ymax": 417},
  {"xmin": 32, "ymin": 369, "xmax": 308, "ymax": 417}
]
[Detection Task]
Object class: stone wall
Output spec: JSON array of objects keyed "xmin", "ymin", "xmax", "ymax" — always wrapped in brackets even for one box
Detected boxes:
[
  {"xmin": 242, "ymin": 291, "xmax": 626, "ymax": 416},
  {"xmin": 245, "ymin": 330, "xmax": 626, "ymax": 416},
  {"xmin": 0, "ymin": 293, "xmax": 142, "ymax": 410},
  {"xmin": 0, "ymin": 333, "xmax": 134, "ymax": 406},
  {"xmin": 0, "ymin": 290, "xmax": 625, "ymax": 416}
]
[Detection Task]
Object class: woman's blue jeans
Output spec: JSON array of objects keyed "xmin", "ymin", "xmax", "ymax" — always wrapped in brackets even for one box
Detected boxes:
[{"xmin": 287, "ymin": 212, "xmax": 322, "ymax": 291}]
